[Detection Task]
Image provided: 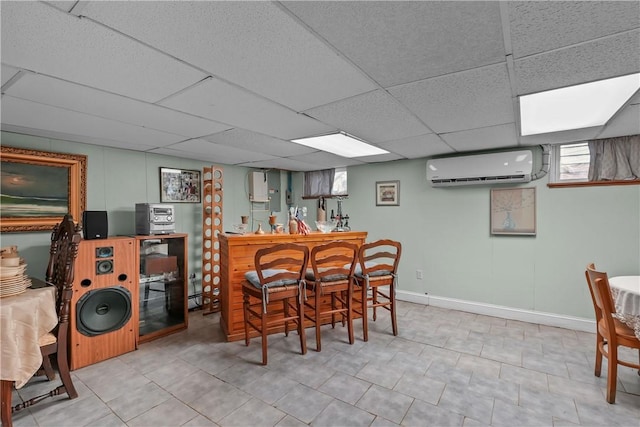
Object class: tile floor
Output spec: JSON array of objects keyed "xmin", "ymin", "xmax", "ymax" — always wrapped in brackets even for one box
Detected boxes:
[{"xmin": 10, "ymin": 301, "xmax": 640, "ymax": 426}]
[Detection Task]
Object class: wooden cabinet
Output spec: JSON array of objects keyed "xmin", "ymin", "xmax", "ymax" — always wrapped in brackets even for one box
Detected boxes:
[
  {"xmin": 219, "ymin": 230, "xmax": 367, "ymax": 341},
  {"xmin": 136, "ymin": 234, "xmax": 188, "ymax": 343}
]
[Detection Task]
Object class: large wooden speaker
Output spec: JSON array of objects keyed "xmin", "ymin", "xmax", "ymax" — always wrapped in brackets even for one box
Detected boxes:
[{"xmin": 70, "ymin": 236, "xmax": 138, "ymax": 370}]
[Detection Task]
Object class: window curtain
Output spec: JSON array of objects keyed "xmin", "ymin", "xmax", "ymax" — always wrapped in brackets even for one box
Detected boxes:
[
  {"xmin": 303, "ymin": 169, "xmax": 335, "ymax": 198},
  {"xmin": 588, "ymin": 135, "xmax": 640, "ymax": 181}
]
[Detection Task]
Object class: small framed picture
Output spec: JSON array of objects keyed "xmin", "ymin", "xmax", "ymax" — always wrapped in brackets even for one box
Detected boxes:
[
  {"xmin": 375, "ymin": 181, "xmax": 400, "ymax": 206},
  {"xmin": 490, "ymin": 187, "xmax": 536, "ymax": 236},
  {"xmin": 160, "ymin": 167, "xmax": 201, "ymax": 203}
]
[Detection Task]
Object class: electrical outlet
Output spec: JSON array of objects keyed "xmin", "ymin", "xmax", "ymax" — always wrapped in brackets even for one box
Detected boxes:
[{"xmin": 416, "ymin": 270, "xmax": 423, "ymax": 280}]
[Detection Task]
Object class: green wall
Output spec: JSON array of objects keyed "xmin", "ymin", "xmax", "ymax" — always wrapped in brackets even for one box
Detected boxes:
[
  {"xmin": 0, "ymin": 131, "xmax": 277, "ymax": 284},
  {"xmin": 322, "ymin": 158, "xmax": 640, "ymax": 320},
  {"xmin": 2, "ymin": 131, "xmax": 639, "ymax": 321}
]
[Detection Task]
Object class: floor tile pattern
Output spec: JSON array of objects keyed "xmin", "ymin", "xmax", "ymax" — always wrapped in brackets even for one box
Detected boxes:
[{"xmin": 10, "ymin": 302, "xmax": 640, "ymax": 426}]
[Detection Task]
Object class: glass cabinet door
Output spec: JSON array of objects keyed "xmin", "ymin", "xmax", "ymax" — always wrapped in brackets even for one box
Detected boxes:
[{"xmin": 137, "ymin": 234, "xmax": 187, "ymax": 341}]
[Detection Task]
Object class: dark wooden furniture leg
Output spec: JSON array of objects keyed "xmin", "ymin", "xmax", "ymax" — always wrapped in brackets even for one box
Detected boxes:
[{"xmin": 1, "ymin": 380, "xmax": 13, "ymax": 427}]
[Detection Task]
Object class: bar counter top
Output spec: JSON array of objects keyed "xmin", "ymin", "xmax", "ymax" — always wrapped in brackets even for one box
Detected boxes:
[{"xmin": 219, "ymin": 230, "xmax": 368, "ymax": 341}]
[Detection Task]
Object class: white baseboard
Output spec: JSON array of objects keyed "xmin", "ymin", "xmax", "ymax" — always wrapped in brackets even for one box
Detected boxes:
[{"xmin": 397, "ymin": 290, "xmax": 595, "ymax": 334}]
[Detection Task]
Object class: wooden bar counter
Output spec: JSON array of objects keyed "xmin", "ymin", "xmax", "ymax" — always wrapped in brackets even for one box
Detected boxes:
[{"xmin": 219, "ymin": 230, "xmax": 367, "ymax": 341}]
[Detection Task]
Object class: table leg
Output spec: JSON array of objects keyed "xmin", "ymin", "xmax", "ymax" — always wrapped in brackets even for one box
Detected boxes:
[{"xmin": 1, "ymin": 380, "xmax": 13, "ymax": 427}]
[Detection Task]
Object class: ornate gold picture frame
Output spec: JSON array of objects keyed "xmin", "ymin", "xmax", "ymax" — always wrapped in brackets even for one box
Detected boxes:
[{"xmin": 0, "ymin": 146, "xmax": 87, "ymax": 232}]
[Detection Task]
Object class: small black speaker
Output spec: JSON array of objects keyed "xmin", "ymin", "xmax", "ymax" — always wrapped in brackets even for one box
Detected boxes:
[
  {"xmin": 83, "ymin": 211, "xmax": 108, "ymax": 240},
  {"xmin": 76, "ymin": 287, "xmax": 132, "ymax": 337}
]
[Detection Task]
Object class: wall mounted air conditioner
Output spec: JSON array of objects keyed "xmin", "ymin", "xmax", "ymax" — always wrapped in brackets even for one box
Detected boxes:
[{"xmin": 426, "ymin": 150, "xmax": 533, "ymax": 187}]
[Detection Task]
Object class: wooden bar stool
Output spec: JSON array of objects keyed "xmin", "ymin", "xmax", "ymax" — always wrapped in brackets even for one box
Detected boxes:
[
  {"xmin": 242, "ymin": 243, "xmax": 309, "ymax": 365},
  {"xmin": 304, "ymin": 241, "xmax": 359, "ymax": 351},
  {"xmin": 353, "ymin": 239, "xmax": 402, "ymax": 341}
]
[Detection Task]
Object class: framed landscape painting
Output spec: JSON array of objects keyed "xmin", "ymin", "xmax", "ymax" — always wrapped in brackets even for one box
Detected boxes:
[{"xmin": 1, "ymin": 146, "xmax": 87, "ymax": 232}]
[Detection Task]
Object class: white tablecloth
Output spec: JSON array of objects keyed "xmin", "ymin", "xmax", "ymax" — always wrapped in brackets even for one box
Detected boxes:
[
  {"xmin": 0, "ymin": 286, "xmax": 57, "ymax": 388},
  {"xmin": 609, "ymin": 276, "xmax": 640, "ymax": 340}
]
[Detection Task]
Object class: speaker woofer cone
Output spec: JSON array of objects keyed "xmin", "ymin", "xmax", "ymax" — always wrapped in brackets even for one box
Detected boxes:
[{"xmin": 76, "ymin": 287, "xmax": 132, "ymax": 337}]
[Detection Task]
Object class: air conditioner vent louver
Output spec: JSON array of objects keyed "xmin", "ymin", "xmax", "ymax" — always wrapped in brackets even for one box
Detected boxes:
[{"xmin": 427, "ymin": 151, "xmax": 533, "ymax": 187}]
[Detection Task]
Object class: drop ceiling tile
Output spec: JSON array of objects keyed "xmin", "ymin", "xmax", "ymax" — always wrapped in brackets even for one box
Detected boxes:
[
  {"xmin": 378, "ymin": 134, "xmax": 454, "ymax": 159},
  {"xmin": 509, "ymin": 1, "xmax": 640, "ymax": 59},
  {"xmin": 389, "ymin": 63, "xmax": 514, "ymax": 134},
  {"xmin": 303, "ymin": 90, "xmax": 431, "ymax": 144},
  {"xmin": 165, "ymin": 139, "xmax": 275, "ymax": 165},
  {"xmin": 1, "ymin": 65, "xmax": 20, "ymax": 86},
  {"xmin": 149, "ymin": 147, "xmax": 225, "ymax": 165},
  {"xmin": 5, "ymin": 74, "xmax": 231, "ymax": 138},
  {"xmin": 0, "ymin": 124, "xmax": 158, "ymax": 153},
  {"xmin": 599, "ymin": 105, "xmax": 640, "ymax": 139},
  {"xmin": 239, "ymin": 158, "xmax": 324, "ymax": 172},
  {"xmin": 282, "ymin": 1, "xmax": 505, "ymax": 87},
  {"xmin": 353, "ymin": 152, "xmax": 404, "ymax": 164},
  {"xmin": 515, "ymin": 31, "xmax": 640, "ymax": 95},
  {"xmin": 1, "ymin": 97, "xmax": 184, "ymax": 147},
  {"xmin": 160, "ymin": 78, "xmax": 334, "ymax": 140},
  {"xmin": 202, "ymin": 129, "xmax": 315, "ymax": 157},
  {"xmin": 440, "ymin": 123, "xmax": 518, "ymax": 152},
  {"xmin": 80, "ymin": 1, "xmax": 376, "ymax": 111},
  {"xmin": 1, "ymin": 1, "xmax": 206, "ymax": 103},
  {"xmin": 519, "ymin": 126, "xmax": 602, "ymax": 146},
  {"xmin": 288, "ymin": 151, "xmax": 365, "ymax": 169},
  {"xmin": 43, "ymin": 1, "xmax": 78, "ymax": 13}
]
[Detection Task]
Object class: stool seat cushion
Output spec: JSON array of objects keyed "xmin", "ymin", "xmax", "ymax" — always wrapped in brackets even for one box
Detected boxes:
[
  {"xmin": 245, "ymin": 269, "xmax": 298, "ymax": 288},
  {"xmin": 305, "ymin": 268, "xmax": 349, "ymax": 282}
]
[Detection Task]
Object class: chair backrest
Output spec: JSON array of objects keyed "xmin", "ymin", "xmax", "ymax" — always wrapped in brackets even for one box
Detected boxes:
[
  {"xmin": 358, "ymin": 239, "xmax": 402, "ymax": 277},
  {"xmin": 45, "ymin": 214, "xmax": 82, "ymax": 328},
  {"xmin": 253, "ymin": 243, "xmax": 309, "ymax": 286},
  {"xmin": 585, "ymin": 264, "xmax": 617, "ymax": 339},
  {"xmin": 309, "ymin": 241, "xmax": 358, "ymax": 282},
  {"xmin": 585, "ymin": 263, "xmax": 603, "ymax": 322}
]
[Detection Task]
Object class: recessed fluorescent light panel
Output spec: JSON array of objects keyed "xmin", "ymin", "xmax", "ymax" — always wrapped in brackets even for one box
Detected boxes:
[
  {"xmin": 519, "ymin": 73, "xmax": 640, "ymax": 136},
  {"xmin": 291, "ymin": 132, "xmax": 389, "ymax": 158}
]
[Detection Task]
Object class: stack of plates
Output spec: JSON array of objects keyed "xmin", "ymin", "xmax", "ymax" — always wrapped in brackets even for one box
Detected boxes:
[{"xmin": 0, "ymin": 259, "xmax": 30, "ymax": 297}]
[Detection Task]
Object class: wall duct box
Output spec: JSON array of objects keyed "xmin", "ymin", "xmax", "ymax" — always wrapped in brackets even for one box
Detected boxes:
[{"xmin": 249, "ymin": 171, "xmax": 269, "ymax": 202}]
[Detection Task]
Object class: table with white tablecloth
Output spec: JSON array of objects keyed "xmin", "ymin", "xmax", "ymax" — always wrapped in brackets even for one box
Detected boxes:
[
  {"xmin": 609, "ymin": 276, "xmax": 640, "ymax": 340},
  {"xmin": 0, "ymin": 286, "xmax": 57, "ymax": 388}
]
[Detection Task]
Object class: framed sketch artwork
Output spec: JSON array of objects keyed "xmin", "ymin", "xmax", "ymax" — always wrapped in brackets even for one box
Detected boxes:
[
  {"xmin": 0, "ymin": 146, "xmax": 87, "ymax": 232},
  {"xmin": 490, "ymin": 187, "xmax": 536, "ymax": 236},
  {"xmin": 375, "ymin": 181, "xmax": 400, "ymax": 206}
]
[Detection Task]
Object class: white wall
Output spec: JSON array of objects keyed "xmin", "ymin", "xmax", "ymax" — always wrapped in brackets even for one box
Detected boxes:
[{"xmin": 3, "ymin": 131, "xmax": 639, "ymax": 326}]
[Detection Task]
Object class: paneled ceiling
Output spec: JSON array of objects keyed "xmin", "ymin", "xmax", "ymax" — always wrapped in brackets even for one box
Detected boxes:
[{"xmin": 1, "ymin": 1, "xmax": 639, "ymax": 171}]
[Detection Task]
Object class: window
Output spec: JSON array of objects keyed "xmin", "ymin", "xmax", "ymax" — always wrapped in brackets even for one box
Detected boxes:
[
  {"xmin": 552, "ymin": 142, "xmax": 590, "ymax": 182},
  {"xmin": 550, "ymin": 136, "xmax": 640, "ymax": 186},
  {"xmin": 303, "ymin": 167, "xmax": 347, "ymax": 198}
]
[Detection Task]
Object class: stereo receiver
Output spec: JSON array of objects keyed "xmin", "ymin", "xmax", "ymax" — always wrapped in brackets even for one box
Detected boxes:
[{"xmin": 135, "ymin": 203, "xmax": 175, "ymax": 235}]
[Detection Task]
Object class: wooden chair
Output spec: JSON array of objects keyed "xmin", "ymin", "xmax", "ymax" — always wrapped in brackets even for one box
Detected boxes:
[
  {"xmin": 303, "ymin": 241, "xmax": 358, "ymax": 351},
  {"xmin": 353, "ymin": 239, "xmax": 402, "ymax": 341},
  {"xmin": 585, "ymin": 263, "xmax": 640, "ymax": 403},
  {"xmin": 4, "ymin": 214, "xmax": 81, "ymax": 426},
  {"xmin": 242, "ymin": 243, "xmax": 309, "ymax": 365}
]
